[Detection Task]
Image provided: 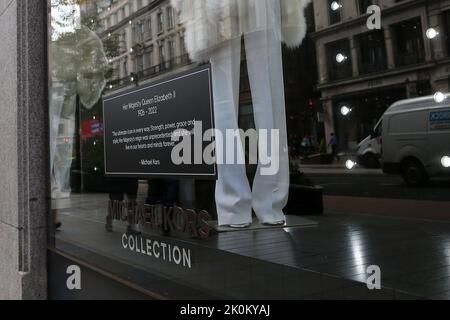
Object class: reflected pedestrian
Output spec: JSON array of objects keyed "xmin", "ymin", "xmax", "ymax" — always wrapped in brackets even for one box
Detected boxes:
[{"xmin": 328, "ymin": 133, "xmax": 340, "ymax": 162}]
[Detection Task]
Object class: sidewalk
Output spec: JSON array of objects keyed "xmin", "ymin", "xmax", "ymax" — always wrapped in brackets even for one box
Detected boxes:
[
  {"xmin": 301, "ymin": 164, "xmax": 383, "ymax": 175},
  {"xmin": 324, "ymin": 195, "xmax": 450, "ymax": 221}
]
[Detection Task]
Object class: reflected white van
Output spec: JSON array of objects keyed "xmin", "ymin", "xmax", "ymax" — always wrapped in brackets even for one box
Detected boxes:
[
  {"xmin": 381, "ymin": 94, "xmax": 450, "ymax": 186},
  {"xmin": 356, "ymin": 120, "xmax": 382, "ymax": 168}
]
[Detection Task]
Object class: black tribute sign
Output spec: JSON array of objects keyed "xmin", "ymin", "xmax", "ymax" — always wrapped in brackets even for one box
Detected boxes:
[{"xmin": 103, "ymin": 64, "xmax": 216, "ymax": 178}]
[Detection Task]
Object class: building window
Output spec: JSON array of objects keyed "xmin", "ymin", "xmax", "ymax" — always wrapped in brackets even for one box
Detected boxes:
[
  {"xmin": 326, "ymin": 39, "xmax": 352, "ymax": 81},
  {"xmin": 167, "ymin": 7, "xmax": 174, "ymax": 30},
  {"xmin": 159, "ymin": 41, "xmax": 165, "ymax": 65},
  {"xmin": 168, "ymin": 39, "xmax": 175, "ymax": 61},
  {"xmin": 119, "ymin": 31, "xmax": 127, "ymax": 53},
  {"xmin": 356, "ymin": 30, "xmax": 387, "ymax": 74},
  {"xmin": 136, "ymin": 54, "xmax": 144, "ymax": 73},
  {"xmin": 358, "ymin": 0, "xmax": 374, "ymax": 15},
  {"xmin": 122, "ymin": 60, "xmax": 128, "ymax": 78},
  {"xmin": 392, "ymin": 18, "xmax": 425, "ymax": 67},
  {"xmin": 144, "ymin": 50, "xmax": 153, "ymax": 69},
  {"xmin": 146, "ymin": 18, "xmax": 152, "ymax": 39},
  {"xmin": 180, "ymin": 34, "xmax": 186, "ymax": 55},
  {"xmin": 328, "ymin": 0, "xmax": 341, "ymax": 25},
  {"xmin": 443, "ymin": 10, "xmax": 450, "ymax": 57},
  {"xmin": 157, "ymin": 11, "xmax": 164, "ymax": 33},
  {"xmin": 134, "ymin": 22, "xmax": 145, "ymax": 43}
]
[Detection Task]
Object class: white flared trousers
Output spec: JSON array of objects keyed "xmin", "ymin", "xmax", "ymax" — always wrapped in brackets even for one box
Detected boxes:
[
  {"xmin": 49, "ymin": 86, "xmax": 76, "ymax": 198},
  {"xmin": 210, "ymin": 26, "xmax": 290, "ymax": 226}
]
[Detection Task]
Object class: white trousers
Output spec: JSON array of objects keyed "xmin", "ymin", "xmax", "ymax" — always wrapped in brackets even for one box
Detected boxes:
[
  {"xmin": 210, "ymin": 24, "xmax": 289, "ymax": 226},
  {"xmin": 49, "ymin": 86, "xmax": 76, "ymax": 198}
]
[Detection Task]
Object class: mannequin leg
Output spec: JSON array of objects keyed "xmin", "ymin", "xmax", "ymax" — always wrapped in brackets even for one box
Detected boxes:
[
  {"xmin": 50, "ymin": 89, "xmax": 76, "ymax": 198},
  {"xmin": 245, "ymin": 29, "xmax": 290, "ymax": 224},
  {"xmin": 210, "ymin": 38, "xmax": 253, "ymax": 226},
  {"xmin": 49, "ymin": 94, "xmax": 61, "ymax": 198}
]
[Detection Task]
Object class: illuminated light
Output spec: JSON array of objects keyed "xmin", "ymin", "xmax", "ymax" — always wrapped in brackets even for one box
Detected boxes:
[
  {"xmin": 335, "ymin": 53, "xmax": 347, "ymax": 64},
  {"xmin": 129, "ymin": 48, "xmax": 134, "ymax": 53},
  {"xmin": 346, "ymin": 160, "xmax": 357, "ymax": 170},
  {"xmin": 426, "ymin": 28, "xmax": 439, "ymax": 39},
  {"xmin": 93, "ymin": 116, "xmax": 96, "ymax": 120},
  {"xmin": 94, "ymin": 166, "xmax": 98, "ymax": 172},
  {"xmin": 130, "ymin": 77, "xmax": 134, "ymax": 82},
  {"xmin": 330, "ymin": 1, "xmax": 341, "ymax": 11},
  {"xmin": 107, "ymin": 7, "xmax": 111, "ymax": 11},
  {"xmin": 108, "ymin": 33, "xmax": 111, "ymax": 37},
  {"xmin": 108, "ymin": 58, "xmax": 112, "ymax": 63},
  {"xmin": 434, "ymin": 91, "xmax": 446, "ymax": 103},
  {"xmin": 442, "ymin": 156, "xmax": 450, "ymax": 168},
  {"xmin": 109, "ymin": 84, "xmax": 113, "ymax": 89},
  {"xmin": 340, "ymin": 105, "xmax": 352, "ymax": 116},
  {"xmin": 129, "ymin": 20, "xmax": 132, "ymax": 25}
]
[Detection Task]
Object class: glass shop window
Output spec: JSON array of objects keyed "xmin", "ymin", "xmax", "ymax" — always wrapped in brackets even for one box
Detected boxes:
[
  {"xmin": 48, "ymin": 0, "xmax": 450, "ymax": 300},
  {"xmin": 328, "ymin": 0, "xmax": 341, "ymax": 25},
  {"xmin": 392, "ymin": 18, "xmax": 425, "ymax": 67},
  {"xmin": 356, "ymin": 30, "xmax": 387, "ymax": 75},
  {"xmin": 358, "ymin": 0, "xmax": 374, "ymax": 15},
  {"xmin": 443, "ymin": 10, "xmax": 450, "ymax": 56},
  {"xmin": 326, "ymin": 39, "xmax": 352, "ymax": 80}
]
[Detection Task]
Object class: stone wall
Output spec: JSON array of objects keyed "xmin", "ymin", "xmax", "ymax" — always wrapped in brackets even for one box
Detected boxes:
[{"xmin": 0, "ymin": 0, "xmax": 49, "ymax": 300}]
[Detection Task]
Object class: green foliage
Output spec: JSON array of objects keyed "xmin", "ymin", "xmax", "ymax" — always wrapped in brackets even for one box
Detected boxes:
[
  {"xmin": 103, "ymin": 34, "xmax": 120, "ymax": 58},
  {"xmin": 82, "ymin": 14, "xmax": 101, "ymax": 31},
  {"xmin": 290, "ymin": 158, "xmax": 315, "ymax": 186}
]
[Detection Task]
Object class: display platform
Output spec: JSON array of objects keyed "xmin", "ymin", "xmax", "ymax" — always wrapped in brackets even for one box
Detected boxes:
[
  {"xmin": 52, "ymin": 194, "xmax": 450, "ymax": 300},
  {"xmin": 209, "ymin": 216, "xmax": 318, "ymax": 233}
]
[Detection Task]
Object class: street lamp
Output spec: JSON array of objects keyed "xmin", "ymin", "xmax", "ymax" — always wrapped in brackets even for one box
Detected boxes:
[
  {"xmin": 426, "ymin": 28, "xmax": 439, "ymax": 40},
  {"xmin": 330, "ymin": 1, "xmax": 342, "ymax": 11},
  {"xmin": 346, "ymin": 160, "xmax": 357, "ymax": 170},
  {"xmin": 340, "ymin": 105, "xmax": 352, "ymax": 116},
  {"xmin": 442, "ymin": 156, "xmax": 450, "ymax": 168},
  {"xmin": 434, "ymin": 91, "xmax": 446, "ymax": 103},
  {"xmin": 336, "ymin": 53, "xmax": 347, "ymax": 64}
]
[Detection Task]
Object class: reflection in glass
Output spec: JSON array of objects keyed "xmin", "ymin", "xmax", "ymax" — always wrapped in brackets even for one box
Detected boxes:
[{"xmin": 47, "ymin": 0, "xmax": 450, "ymax": 300}]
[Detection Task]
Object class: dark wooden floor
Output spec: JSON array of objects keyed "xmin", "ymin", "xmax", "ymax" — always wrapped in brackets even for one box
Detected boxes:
[{"xmin": 53, "ymin": 194, "xmax": 450, "ymax": 299}]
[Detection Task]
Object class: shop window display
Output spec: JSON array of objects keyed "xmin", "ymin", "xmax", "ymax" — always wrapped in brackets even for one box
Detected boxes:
[{"xmin": 48, "ymin": 0, "xmax": 450, "ymax": 300}]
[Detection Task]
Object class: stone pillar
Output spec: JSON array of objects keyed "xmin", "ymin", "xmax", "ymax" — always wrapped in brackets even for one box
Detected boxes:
[
  {"xmin": 316, "ymin": 42, "xmax": 328, "ymax": 84},
  {"xmin": 322, "ymin": 98, "xmax": 335, "ymax": 147},
  {"xmin": 349, "ymin": 37, "xmax": 359, "ymax": 77},
  {"xmin": 383, "ymin": 26, "xmax": 395, "ymax": 69},
  {"xmin": 0, "ymin": 0, "xmax": 49, "ymax": 299},
  {"xmin": 428, "ymin": 13, "xmax": 445, "ymax": 60}
]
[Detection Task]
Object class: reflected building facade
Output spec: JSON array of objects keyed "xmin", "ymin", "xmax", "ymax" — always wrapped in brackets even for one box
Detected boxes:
[
  {"xmin": 94, "ymin": 0, "xmax": 188, "ymax": 89},
  {"xmin": 312, "ymin": 0, "xmax": 450, "ymax": 150}
]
